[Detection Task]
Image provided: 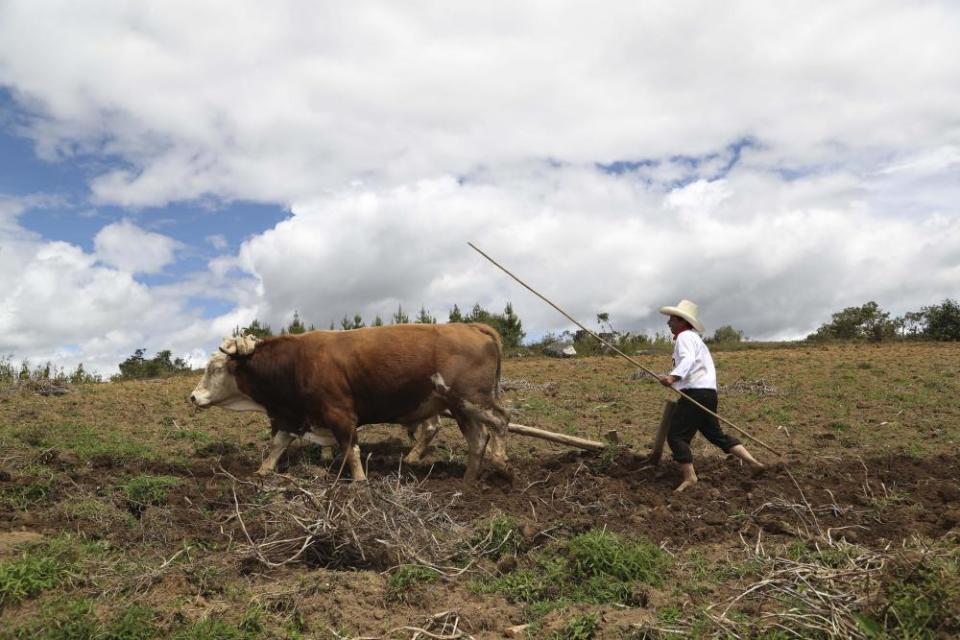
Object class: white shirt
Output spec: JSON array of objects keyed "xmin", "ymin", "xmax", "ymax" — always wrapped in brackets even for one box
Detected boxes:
[{"xmin": 669, "ymin": 330, "xmax": 717, "ymax": 391}]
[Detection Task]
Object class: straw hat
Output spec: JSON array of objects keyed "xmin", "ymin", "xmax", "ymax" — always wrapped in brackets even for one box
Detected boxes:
[{"xmin": 658, "ymin": 299, "xmax": 704, "ymax": 332}]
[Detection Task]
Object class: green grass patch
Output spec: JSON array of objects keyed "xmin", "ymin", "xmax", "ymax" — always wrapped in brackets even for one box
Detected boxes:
[
  {"xmin": 857, "ymin": 548, "xmax": 960, "ymax": 639},
  {"xmin": 16, "ymin": 423, "xmax": 157, "ymax": 465},
  {"xmin": 385, "ymin": 565, "xmax": 439, "ymax": 603},
  {"xmin": 0, "ymin": 535, "xmax": 111, "ymax": 608},
  {"xmin": 170, "ymin": 617, "xmax": 259, "ymax": 640},
  {"xmin": 2, "ymin": 474, "xmax": 54, "ymax": 510},
  {"xmin": 657, "ymin": 605, "xmax": 683, "ymax": 624},
  {"xmin": 170, "ymin": 428, "xmax": 212, "ymax": 444},
  {"xmin": 100, "ymin": 604, "xmax": 160, "ymax": 640},
  {"xmin": 121, "ymin": 474, "xmax": 182, "ymax": 509},
  {"xmin": 3, "ymin": 600, "xmax": 160, "ymax": 640},
  {"xmin": 473, "ymin": 514, "xmax": 522, "ymax": 559},
  {"xmin": 550, "ymin": 612, "xmax": 600, "ymax": 640},
  {"xmin": 473, "ymin": 529, "xmax": 669, "ymax": 610},
  {"xmin": 0, "ymin": 554, "xmax": 69, "ymax": 608}
]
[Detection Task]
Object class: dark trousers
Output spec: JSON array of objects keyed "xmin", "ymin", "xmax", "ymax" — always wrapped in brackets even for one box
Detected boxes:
[{"xmin": 667, "ymin": 388, "xmax": 740, "ymax": 464}]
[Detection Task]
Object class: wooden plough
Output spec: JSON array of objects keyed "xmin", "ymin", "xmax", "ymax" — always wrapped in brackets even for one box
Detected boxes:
[
  {"xmin": 506, "ymin": 398, "xmax": 677, "ymax": 465},
  {"xmin": 506, "ymin": 422, "xmax": 617, "ymax": 451}
]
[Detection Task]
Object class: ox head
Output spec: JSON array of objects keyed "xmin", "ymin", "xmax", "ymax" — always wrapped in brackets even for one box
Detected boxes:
[{"xmin": 189, "ymin": 335, "xmax": 266, "ymax": 413}]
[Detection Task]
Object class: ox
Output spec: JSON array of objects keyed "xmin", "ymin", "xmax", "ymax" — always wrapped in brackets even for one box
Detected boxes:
[{"xmin": 189, "ymin": 323, "xmax": 510, "ymax": 481}]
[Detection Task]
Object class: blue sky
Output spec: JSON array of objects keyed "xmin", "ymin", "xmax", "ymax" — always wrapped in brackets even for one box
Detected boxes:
[{"xmin": 1, "ymin": 1, "xmax": 959, "ymax": 374}]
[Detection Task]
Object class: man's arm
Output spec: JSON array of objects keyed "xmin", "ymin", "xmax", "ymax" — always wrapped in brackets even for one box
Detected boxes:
[{"xmin": 658, "ymin": 373, "xmax": 679, "ymax": 387}]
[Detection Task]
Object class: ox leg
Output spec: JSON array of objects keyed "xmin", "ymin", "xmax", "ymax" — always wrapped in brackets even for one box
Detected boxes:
[
  {"xmin": 484, "ymin": 404, "xmax": 512, "ymax": 478},
  {"xmin": 320, "ymin": 408, "xmax": 366, "ymax": 482},
  {"xmin": 302, "ymin": 429, "xmax": 338, "ymax": 463},
  {"xmin": 403, "ymin": 416, "xmax": 441, "ymax": 464},
  {"xmin": 459, "ymin": 399, "xmax": 512, "ymax": 481},
  {"xmin": 453, "ymin": 412, "xmax": 489, "ymax": 483},
  {"xmin": 331, "ymin": 435, "xmax": 364, "ymax": 481},
  {"xmin": 257, "ymin": 430, "xmax": 296, "ymax": 476}
]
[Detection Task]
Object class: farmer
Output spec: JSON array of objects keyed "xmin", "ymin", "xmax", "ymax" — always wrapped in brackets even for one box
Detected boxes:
[{"xmin": 657, "ymin": 300, "xmax": 765, "ymax": 492}]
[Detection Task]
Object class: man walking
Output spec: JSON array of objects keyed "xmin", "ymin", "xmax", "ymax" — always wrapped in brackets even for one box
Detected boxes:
[{"xmin": 657, "ymin": 300, "xmax": 765, "ymax": 492}]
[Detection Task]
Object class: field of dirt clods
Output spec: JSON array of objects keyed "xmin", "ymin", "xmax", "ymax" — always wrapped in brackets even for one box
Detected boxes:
[{"xmin": 1, "ymin": 342, "xmax": 959, "ymax": 639}]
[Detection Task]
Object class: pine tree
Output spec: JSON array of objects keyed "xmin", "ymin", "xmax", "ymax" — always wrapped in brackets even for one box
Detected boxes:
[
  {"xmin": 448, "ymin": 304, "xmax": 463, "ymax": 323},
  {"xmin": 341, "ymin": 314, "xmax": 366, "ymax": 330},
  {"xmin": 392, "ymin": 304, "xmax": 409, "ymax": 324},
  {"xmin": 372, "ymin": 314, "xmax": 384, "ymax": 327},
  {"xmin": 498, "ymin": 302, "xmax": 525, "ymax": 349},
  {"xmin": 234, "ymin": 318, "xmax": 273, "ymax": 338},
  {"xmin": 415, "ymin": 306, "xmax": 436, "ymax": 324},
  {"xmin": 287, "ymin": 311, "xmax": 306, "ymax": 334}
]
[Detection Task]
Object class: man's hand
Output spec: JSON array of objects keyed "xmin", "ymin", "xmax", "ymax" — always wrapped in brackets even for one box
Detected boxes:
[{"xmin": 659, "ymin": 374, "xmax": 678, "ymax": 387}]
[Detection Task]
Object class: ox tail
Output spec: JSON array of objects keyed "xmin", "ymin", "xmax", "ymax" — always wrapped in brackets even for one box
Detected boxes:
[{"xmin": 469, "ymin": 322, "xmax": 504, "ymax": 399}]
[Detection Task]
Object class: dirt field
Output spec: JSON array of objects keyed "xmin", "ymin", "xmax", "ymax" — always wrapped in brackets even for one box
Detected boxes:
[{"xmin": 1, "ymin": 341, "xmax": 958, "ymax": 639}]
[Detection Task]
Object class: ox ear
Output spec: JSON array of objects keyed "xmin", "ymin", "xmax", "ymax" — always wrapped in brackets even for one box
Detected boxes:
[
  {"xmin": 236, "ymin": 333, "xmax": 259, "ymax": 355},
  {"xmin": 219, "ymin": 334, "xmax": 259, "ymax": 358}
]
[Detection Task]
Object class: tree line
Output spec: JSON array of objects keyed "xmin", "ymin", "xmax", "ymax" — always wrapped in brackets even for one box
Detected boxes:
[
  {"xmin": 807, "ymin": 298, "xmax": 960, "ymax": 342},
  {"xmin": 236, "ymin": 302, "xmax": 526, "ymax": 351},
  {"xmin": 7, "ymin": 297, "xmax": 955, "ymax": 387}
]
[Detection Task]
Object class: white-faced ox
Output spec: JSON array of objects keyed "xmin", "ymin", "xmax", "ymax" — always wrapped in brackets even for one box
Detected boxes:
[{"xmin": 189, "ymin": 323, "xmax": 511, "ymax": 482}]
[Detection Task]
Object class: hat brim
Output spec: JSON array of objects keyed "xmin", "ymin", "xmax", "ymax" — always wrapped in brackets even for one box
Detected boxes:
[{"xmin": 658, "ymin": 306, "xmax": 705, "ymax": 332}]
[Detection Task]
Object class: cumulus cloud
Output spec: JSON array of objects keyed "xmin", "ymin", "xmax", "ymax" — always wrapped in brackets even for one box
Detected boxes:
[
  {"xmin": 93, "ymin": 219, "xmax": 181, "ymax": 273},
  {"xmin": 228, "ymin": 157, "xmax": 960, "ymax": 342},
  {"xmin": 0, "ymin": 210, "xmax": 254, "ymax": 374},
  {"xmin": 0, "ymin": 2, "xmax": 958, "ymax": 373},
  {"xmin": 1, "ymin": 1, "xmax": 959, "ymax": 206}
]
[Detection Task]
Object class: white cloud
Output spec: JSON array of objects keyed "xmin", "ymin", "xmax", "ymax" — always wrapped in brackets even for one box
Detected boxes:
[
  {"xmin": 0, "ymin": 214, "xmax": 255, "ymax": 375},
  {"xmin": 1, "ymin": 2, "xmax": 958, "ymax": 206},
  {"xmin": 206, "ymin": 234, "xmax": 228, "ymax": 250},
  {"xmin": 0, "ymin": 2, "xmax": 958, "ymax": 373},
  {"xmin": 227, "ymin": 161, "xmax": 960, "ymax": 342},
  {"xmin": 93, "ymin": 219, "xmax": 181, "ymax": 273}
]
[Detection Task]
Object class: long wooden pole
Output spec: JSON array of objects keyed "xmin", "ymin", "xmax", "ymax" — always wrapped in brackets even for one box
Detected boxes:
[
  {"xmin": 468, "ymin": 242, "xmax": 783, "ymax": 457},
  {"xmin": 507, "ymin": 423, "xmax": 607, "ymax": 451}
]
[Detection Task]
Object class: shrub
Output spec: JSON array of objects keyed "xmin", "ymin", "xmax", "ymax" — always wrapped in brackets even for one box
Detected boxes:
[
  {"xmin": 113, "ymin": 349, "xmax": 190, "ymax": 381},
  {"xmin": 709, "ymin": 325, "xmax": 744, "ymax": 344},
  {"xmin": 808, "ymin": 301, "xmax": 900, "ymax": 342},
  {"xmin": 920, "ymin": 298, "xmax": 960, "ymax": 341}
]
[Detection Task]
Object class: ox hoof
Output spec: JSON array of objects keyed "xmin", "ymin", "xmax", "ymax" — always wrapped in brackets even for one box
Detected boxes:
[{"xmin": 486, "ymin": 466, "xmax": 515, "ymax": 486}]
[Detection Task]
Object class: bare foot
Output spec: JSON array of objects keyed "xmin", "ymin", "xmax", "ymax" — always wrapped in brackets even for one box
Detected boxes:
[
  {"xmin": 750, "ymin": 462, "xmax": 767, "ymax": 477},
  {"xmin": 674, "ymin": 477, "xmax": 698, "ymax": 492}
]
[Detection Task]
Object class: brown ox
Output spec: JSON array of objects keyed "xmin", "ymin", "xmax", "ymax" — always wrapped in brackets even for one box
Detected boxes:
[{"xmin": 189, "ymin": 323, "xmax": 510, "ymax": 481}]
